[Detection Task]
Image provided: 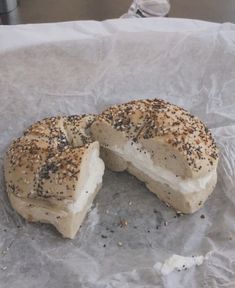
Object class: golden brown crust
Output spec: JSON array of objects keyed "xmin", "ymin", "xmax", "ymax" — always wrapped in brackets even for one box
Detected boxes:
[
  {"xmin": 97, "ymin": 99, "xmax": 218, "ymax": 175},
  {"xmin": 36, "ymin": 146, "xmax": 88, "ymax": 200},
  {"xmin": 63, "ymin": 114, "xmax": 95, "ymax": 146},
  {"xmin": 5, "ymin": 137, "xmax": 49, "ymax": 199},
  {"xmin": 24, "ymin": 116, "xmax": 65, "ymax": 140}
]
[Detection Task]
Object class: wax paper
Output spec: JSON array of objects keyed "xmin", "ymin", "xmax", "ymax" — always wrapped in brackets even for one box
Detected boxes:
[{"xmin": 0, "ymin": 18, "xmax": 235, "ymax": 288}]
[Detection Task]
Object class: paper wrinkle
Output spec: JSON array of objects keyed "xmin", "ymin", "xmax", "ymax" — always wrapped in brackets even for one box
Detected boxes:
[{"xmin": 0, "ymin": 18, "xmax": 235, "ymax": 287}]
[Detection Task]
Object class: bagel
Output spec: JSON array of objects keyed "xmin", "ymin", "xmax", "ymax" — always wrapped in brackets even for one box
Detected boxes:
[
  {"xmin": 91, "ymin": 99, "xmax": 218, "ymax": 214},
  {"xmin": 4, "ymin": 115, "xmax": 105, "ymax": 239},
  {"xmin": 4, "ymin": 99, "xmax": 219, "ymax": 238}
]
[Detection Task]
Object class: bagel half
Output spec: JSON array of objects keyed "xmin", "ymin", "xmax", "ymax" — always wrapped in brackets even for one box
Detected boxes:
[
  {"xmin": 4, "ymin": 115, "xmax": 105, "ymax": 239},
  {"xmin": 91, "ymin": 99, "xmax": 218, "ymax": 214}
]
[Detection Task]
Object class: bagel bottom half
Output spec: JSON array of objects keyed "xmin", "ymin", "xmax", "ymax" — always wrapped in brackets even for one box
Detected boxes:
[
  {"xmin": 8, "ymin": 183, "xmax": 102, "ymax": 239},
  {"xmin": 100, "ymin": 147, "xmax": 217, "ymax": 214}
]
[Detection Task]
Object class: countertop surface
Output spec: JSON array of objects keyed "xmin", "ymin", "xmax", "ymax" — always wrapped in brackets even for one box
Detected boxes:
[{"xmin": 1, "ymin": 0, "xmax": 235, "ymax": 25}]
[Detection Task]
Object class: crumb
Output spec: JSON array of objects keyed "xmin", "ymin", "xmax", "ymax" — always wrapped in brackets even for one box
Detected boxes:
[{"xmin": 118, "ymin": 219, "xmax": 128, "ymax": 228}]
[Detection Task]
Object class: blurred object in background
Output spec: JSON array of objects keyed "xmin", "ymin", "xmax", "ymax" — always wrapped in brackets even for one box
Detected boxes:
[
  {"xmin": 0, "ymin": 0, "xmax": 17, "ymax": 14},
  {"xmin": 0, "ymin": 0, "xmax": 132, "ymax": 24},
  {"xmin": 121, "ymin": 0, "xmax": 170, "ymax": 18}
]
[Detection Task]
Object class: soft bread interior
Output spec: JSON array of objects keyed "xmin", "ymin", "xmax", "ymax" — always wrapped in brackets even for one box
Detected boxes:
[
  {"xmin": 8, "ymin": 184, "xmax": 102, "ymax": 239},
  {"xmin": 65, "ymin": 144, "xmax": 105, "ymax": 213}
]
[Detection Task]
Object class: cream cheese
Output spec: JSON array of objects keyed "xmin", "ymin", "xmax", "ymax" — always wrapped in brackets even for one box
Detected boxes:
[
  {"xmin": 109, "ymin": 141, "xmax": 215, "ymax": 194},
  {"xmin": 154, "ymin": 254, "xmax": 204, "ymax": 275},
  {"xmin": 67, "ymin": 149, "xmax": 104, "ymax": 213}
]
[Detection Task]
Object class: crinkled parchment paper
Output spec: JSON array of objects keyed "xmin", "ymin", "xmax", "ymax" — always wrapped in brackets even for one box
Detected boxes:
[{"xmin": 0, "ymin": 18, "xmax": 235, "ymax": 288}]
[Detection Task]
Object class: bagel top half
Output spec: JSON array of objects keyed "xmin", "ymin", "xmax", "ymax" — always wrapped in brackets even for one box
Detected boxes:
[{"xmin": 91, "ymin": 99, "xmax": 218, "ymax": 179}]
